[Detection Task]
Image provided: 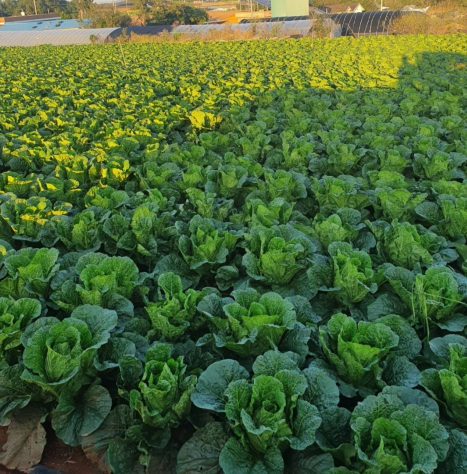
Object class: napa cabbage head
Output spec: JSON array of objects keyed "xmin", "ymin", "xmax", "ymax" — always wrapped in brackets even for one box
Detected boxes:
[
  {"xmin": 51, "ymin": 253, "xmax": 140, "ymax": 313},
  {"xmin": 310, "ymin": 175, "xmax": 371, "ymax": 215},
  {"xmin": 0, "ymin": 297, "xmax": 41, "ymax": 365},
  {"xmin": 146, "ymin": 272, "xmax": 206, "ymax": 342},
  {"xmin": 244, "ymin": 197, "xmax": 305, "ymax": 228},
  {"xmin": 420, "ymin": 335, "xmax": 467, "ymax": 428},
  {"xmin": 312, "ymin": 208, "xmax": 364, "ymax": 249},
  {"xmin": 21, "ymin": 305, "xmax": 118, "ymax": 396},
  {"xmin": 129, "ymin": 342, "xmax": 196, "ymax": 431},
  {"xmin": 385, "ymin": 266, "xmax": 465, "ymax": 332},
  {"xmin": 320, "ymin": 313, "xmax": 399, "ymax": 389},
  {"xmin": 367, "ymin": 220, "xmax": 455, "ymax": 269},
  {"xmin": 0, "ymin": 247, "xmax": 60, "ymax": 301},
  {"xmin": 0, "ymin": 194, "xmax": 71, "ymax": 246},
  {"xmin": 368, "ymin": 170, "xmax": 426, "ymax": 221},
  {"xmin": 351, "ymin": 386, "xmax": 449, "ymax": 474},
  {"xmin": 177, "ymin": 215, "xmax": 241, "ymax": 274},
  {"xmin": 191, "ymin": 357, "xmax": 322, "ymax": 474},
  {"xmin": 328, "ymin": 242, "xmax": 377, "ymax": 305},
  {"xmin": 198, "ymin": 289, "xmax": 296, "ymax": 357},
  {"xmin": 243, "ymin": 224, "xmax": 316, "ymax": 287}
]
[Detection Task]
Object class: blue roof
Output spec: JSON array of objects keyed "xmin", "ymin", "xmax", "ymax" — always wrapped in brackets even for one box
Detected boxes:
[{"xmin": 0, "ymin": 19, "xmax": 89, "ymax": 32}]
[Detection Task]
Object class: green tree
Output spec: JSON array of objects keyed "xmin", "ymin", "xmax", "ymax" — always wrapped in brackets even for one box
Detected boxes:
[
  {"xmin": 146, "ymin": 2, "xmax": 208, "ymax": 26},
  {"xmin": 0, "ymin": 0, "xmax": 79, "ymax": 16},
  {"xmin": 87, "ymin": 5, "xmax": 132, "ymax": 28},
  {"xmin": 0, "ymin": 0, "xmax": 16, "ymax": 16}
]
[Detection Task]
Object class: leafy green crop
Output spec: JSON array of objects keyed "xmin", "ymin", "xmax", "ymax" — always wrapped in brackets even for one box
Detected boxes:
[
  {"xmin": 146, "ymin": 272, "xmax": 206, "ymax": 341},
  {"xmin": 420, "ymin": 335, "xmax": 467, "ymax": 428},
  {"xmin": 0, "ymin": 298, "xmax": 41, "ymax": 366},
  {"xmin": 352, "ymin": 386, "xmax": 449, "ymax": 473},
  {"xmin": 243, "ymin": 224, "xmax": 316, "ymax": 287},
  {"xmin": 192, "ymin": 355, "xmax": 323, "ymax": 474},
  {"xmin": 320, "ymin": 313, "xmax": 399, "ymax": 390},
  {"xmin": 198, "ymin": 289, "xmax": 296, "ymax": 357},
  {"xmin": 0, "ymin": 35, "xmax": 467, "ymax": 474},
  {"xmin": 130, "ymin": 343, "xmax": 196, "ymax": 432},
  {"xmin": 21, "ymin": 305, "xmax": 117, "ymax": 396}
]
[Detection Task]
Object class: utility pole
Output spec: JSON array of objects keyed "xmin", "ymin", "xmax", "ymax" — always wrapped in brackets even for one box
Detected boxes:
[{"xmin": 32, "ymin": 0, "xmax": 38, "ymax": 15}]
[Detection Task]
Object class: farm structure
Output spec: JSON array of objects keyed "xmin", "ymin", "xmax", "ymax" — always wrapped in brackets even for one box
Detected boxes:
[{"xmin": 241, "ymin": 10, "xmax": 423, "ymax": 36}]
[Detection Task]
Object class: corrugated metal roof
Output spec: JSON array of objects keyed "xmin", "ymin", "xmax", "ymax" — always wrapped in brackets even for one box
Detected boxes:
[
  {"xmin": 0, "ymin": 28, "xmax": 119, "ymax": 47},
  {"xmin": 0, "ymin": 19, "xmax": 86, "ymax": 32}
]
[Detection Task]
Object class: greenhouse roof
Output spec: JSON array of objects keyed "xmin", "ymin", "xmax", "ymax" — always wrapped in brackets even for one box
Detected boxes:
[
  {"xmin": 329, "ymin": 10, "xmax": 421, "ymax": 36},
  {"xmin": 124, "ymin": 26, "xmax": 173, "ymax": 35},
  {"xmin": 0, "ymin": 28, "xmax": 119, "ymax": 47},
  {"xmin": 241, "ymin": 10, "xmax": 423, "ymax": 36}
]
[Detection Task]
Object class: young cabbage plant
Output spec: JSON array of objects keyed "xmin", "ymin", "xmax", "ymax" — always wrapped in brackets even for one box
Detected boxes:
[
  {"xmin": 384, "ymin": 266, "xmax": 467, "ymax": 334},
  {"xmin": 319, "ymin": 313, "xmax": 399, "ymax": 391},
  {"xmin": 191, "ymin": 357, "xmax": 322, "ymax": 474},
  {"xmin": 146, "ymin": 272, "xmax": 207, "ymax": 342},
  {"xmin": 351, "ymin": 386, "xmax": 449, "ymax": 474},
  {"xmin": 420, "ymin": 335, "xmax": 467, "ymax": 428},
  {"xmin": 21, "ymin": 305, "xmax": 118, "ymax": 397},
  {"xmin": 129, "ymin": 343, "xmax": 196, "ymax": 435},
  {"xmin": 177, "ymin": 215, "xmax": 241, "ymax": 274},
  {"xmin": 243, "ymin": 224, "xmax": 316, "ymax": 287},
  {"xmin": 197, "ymin": 289, "xmax": 296, "ymax": 358},
  {"xmin": 0, "ymin": 297, "xmax": 41, "ymax": 366}
]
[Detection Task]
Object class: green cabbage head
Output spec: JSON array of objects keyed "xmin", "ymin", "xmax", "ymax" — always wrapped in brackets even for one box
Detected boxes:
[
  {"xmin": 130, "ymin": 342, "xmax": 197, "ymax": 430},
  {"xmin": 351, "ymin": 386, "xmax": 449, "ymax": 474},
  {"xmin": 21, "ymin": 305, "xmax": 117, "ymax": 395}
]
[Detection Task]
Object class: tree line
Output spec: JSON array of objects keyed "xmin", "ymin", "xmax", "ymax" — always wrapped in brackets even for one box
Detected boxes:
[{"xmin": 0, "ymin": 0, "xmax": 208, "ymax": 27}]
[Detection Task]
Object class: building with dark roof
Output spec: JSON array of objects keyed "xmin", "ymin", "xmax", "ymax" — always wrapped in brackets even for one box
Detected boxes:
[{"xmin": 0, "ymin": 13, "xmax": 60, "ymax": 24}]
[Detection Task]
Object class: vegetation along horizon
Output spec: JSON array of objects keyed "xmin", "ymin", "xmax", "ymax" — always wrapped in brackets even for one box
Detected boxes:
[{"xmin": 1, "ymin": 34, "xmax": 467, "ymax": 474}]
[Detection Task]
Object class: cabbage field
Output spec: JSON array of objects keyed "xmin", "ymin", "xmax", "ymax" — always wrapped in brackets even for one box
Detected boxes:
[{"xmin": 1, "ymin": 34, "xmax": 467, "ymax": 474}]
